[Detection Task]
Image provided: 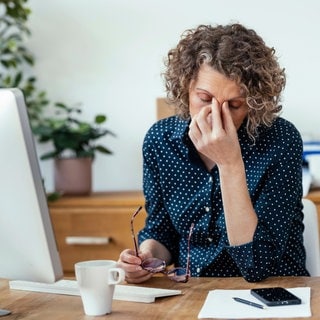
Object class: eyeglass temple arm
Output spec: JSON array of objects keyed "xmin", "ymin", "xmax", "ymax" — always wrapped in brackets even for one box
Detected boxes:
[{"xmin": 131, "ymin": 206, "xmax": 142, "ymax": 257}]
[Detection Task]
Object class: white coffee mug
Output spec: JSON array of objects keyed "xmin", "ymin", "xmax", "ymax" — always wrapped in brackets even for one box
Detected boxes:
[{"xmin": 75, "ymin": 260, "xmax": 125, "ymax": 316}]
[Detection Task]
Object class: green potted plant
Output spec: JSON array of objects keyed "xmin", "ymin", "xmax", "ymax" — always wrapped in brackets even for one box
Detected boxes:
[
  {"xmin": 33, "ymin": 102, "xmax": 115, "ymax": 196},
  {"xmin": 0, "ymin": 0, "xmax": 50, "ymax": 126},
  {"xmin": 0, "ymin": 0, "xmax": 115, "ymax": 198}
]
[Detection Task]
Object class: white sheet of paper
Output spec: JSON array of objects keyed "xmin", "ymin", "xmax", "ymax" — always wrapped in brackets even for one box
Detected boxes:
[{"xmin": 198, "ymin": 287, "xmax": 311, "ymax": 319}]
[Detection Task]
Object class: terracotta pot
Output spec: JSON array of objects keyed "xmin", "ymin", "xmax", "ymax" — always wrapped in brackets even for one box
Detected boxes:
[{"xmin": 54, "ymin": 157, "xmax": 92, "ymax": 195}]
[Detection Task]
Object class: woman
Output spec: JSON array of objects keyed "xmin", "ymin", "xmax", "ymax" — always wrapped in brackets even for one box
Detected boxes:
[{"xmin": 118, "ymin": 23, "xmax": 309, "ymax": 283}]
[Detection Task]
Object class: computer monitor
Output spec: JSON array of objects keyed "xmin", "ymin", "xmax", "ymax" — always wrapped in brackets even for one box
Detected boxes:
[{"xmin": 0, "ymin": 88, "xmax": 63, "ymax": 283}]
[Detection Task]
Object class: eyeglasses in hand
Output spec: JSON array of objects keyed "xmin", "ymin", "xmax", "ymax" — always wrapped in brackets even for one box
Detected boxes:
[{"xmin": 131, "ymin": 206, "xmax": 194, "ymax": 283}]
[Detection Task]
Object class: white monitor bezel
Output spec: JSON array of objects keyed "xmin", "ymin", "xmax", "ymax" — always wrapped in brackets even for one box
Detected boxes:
[{"xmin": 0, "ymin": 88, "xmax": 63, "ymax": 283}]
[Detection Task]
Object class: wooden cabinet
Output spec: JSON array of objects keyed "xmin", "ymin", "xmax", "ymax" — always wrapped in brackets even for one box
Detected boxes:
[{"xmin": 48, "ymin": 191, "xmax": 146, "ymax": 276}]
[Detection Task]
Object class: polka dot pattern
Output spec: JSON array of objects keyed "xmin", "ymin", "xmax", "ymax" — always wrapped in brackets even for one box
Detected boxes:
[{"xmin": 138, "ymin": 116, "xmax": 309, "ymax": 282}]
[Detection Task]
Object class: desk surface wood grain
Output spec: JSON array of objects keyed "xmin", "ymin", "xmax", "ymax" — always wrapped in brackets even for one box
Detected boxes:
[{"xmin": 1, "ymin": 276, "xmax": 319, "ymax": 319}]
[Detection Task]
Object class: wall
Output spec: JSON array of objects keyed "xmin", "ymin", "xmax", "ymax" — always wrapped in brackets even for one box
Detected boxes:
[{"xmin": 27, "ymin": 0, "xmax": 320, "ymax": 192}]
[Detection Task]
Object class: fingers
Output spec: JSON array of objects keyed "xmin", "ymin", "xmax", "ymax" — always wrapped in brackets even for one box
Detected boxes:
[
  {"xmin": 207, "ymin": 98, "xmax": 235, "ymax": 136},
  {"xmin": 221, "ymin": 101, "xmax": 236, "ymax": 134},
  {"xmin": 118, "ymin": 249, "xmax": 142, "ymax": 271},
  {"xmin": 189, "ymin": 98, "xmax": 221, "ymax": 135},
  {"xmin": 189, "ymin": 105, "xmax": 212, "ymax": 144},
  {"xmin": 118, "ymin": 249, "xmax": 153, "ymax": 284},
  {"xmin": 125, "ymin": 270, "xmax": 153, "ymax": 284},
  {"xmin": 210, "ymin": 98, "xmax": 223, "ymax": 134},
  {"xmin": 189, "ymin": 98, "xmax": 222, "ymax": 146}
]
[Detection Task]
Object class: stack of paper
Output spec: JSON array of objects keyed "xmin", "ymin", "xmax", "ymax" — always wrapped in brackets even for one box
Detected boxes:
[{"xmin": 198, "ymin": 287, "xmax": 311, "ymax": 319}]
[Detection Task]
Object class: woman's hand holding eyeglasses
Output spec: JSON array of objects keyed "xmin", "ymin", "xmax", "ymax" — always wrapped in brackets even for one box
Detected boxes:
[
  {"xmin": 119, "ymin": 206, "xmax": 193, "ymax": 284},
  {"xmin": 118, "ymin": 248, "xmax": 154, "ymax": 284}
]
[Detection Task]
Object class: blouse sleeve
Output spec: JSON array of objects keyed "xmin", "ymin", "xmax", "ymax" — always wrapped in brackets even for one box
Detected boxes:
[
  {"xmin": 138, "ymin": 125, "xmax": 180, "ymax": 260},
  {"xmin": 226, "ymin": 122, "xmax": 305, "ymax": 282}
]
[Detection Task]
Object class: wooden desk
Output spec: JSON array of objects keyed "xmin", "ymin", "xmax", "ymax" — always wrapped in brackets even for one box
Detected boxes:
[{"xmin": 1, "ymin": 276, "xmax": 319, "ymax": 319}]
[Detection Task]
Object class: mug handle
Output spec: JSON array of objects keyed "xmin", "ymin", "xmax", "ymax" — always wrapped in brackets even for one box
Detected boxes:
[{"xmin": 108, "ymin": 267, "xmax": 125, "ymax": 285}]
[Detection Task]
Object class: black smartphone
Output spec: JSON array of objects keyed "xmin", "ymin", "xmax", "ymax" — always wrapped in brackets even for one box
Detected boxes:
[{"xmin": 250, "ymin": 287, "xmax": 301, "ymax": 306}]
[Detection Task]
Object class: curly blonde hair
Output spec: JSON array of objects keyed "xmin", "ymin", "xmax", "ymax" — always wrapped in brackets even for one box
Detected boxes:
[{"xmin": 163, "ymin": 23, "xmax": 286, "ymax": 141}]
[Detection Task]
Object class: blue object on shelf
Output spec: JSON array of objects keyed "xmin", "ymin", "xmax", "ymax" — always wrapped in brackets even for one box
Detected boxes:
[{"xmin": 303, "ymin": 141, "xmax": 320, "ymax": 162}]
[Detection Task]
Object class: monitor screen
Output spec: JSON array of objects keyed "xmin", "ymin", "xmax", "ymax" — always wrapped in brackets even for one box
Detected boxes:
[{"xmin": 0, "ymin": 88, "xmax": 63, "ymax": 283}]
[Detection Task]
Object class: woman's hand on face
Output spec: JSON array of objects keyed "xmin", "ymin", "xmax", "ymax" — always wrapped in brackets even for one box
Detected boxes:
[
  {"xmin": 188, "ymin": 97, "xmax": 241, "ymax": 167},
  {"xmin": 118, "ymin": 249, "xmax": 153, "ymax": 284}
]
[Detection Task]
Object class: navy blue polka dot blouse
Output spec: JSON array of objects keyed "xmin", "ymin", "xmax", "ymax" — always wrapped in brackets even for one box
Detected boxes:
[{"xmin": 138, "ymin": 115, "xmax": 309, "ymax": 282}]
